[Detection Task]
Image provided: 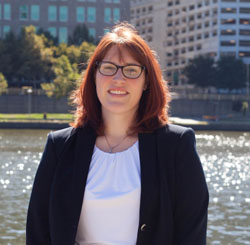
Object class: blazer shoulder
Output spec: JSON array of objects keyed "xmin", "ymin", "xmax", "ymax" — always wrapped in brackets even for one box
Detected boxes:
[
  {"xmin": 157, "ymin": 123, "xmax": 194, "ymax": 138},
  {"xmin": 50, "ymin": 126, "xmax": 76, "ymax": 142}
]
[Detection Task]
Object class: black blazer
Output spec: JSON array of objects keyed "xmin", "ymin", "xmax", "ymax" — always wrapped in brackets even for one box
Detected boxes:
[{"xmin": 26, "ymin": 124, "xmax": 209, "ymax": 245}]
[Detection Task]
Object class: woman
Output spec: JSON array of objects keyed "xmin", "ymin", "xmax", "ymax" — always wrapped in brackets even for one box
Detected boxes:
[{"xmin": 26, "ymin": 23, "xmax": 209, "ymax": 245}]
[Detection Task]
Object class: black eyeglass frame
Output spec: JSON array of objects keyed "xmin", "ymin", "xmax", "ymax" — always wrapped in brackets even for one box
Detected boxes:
[{"xmin": 96, "ymin": 61, "xmax": 146, "ymax": 79}]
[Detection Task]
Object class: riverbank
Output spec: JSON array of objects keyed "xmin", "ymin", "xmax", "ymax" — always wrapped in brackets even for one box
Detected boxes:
[{"xmin": 0, "ymin": 116, "xmax": 249, "ymax": 131}]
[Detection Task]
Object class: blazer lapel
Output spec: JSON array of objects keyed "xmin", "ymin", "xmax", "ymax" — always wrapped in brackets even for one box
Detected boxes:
[
  {"xmin": 138, "ymin": 131, "xmax": 159, "ymax": 226},
  {"xmin": 71, "ymin": 126, "xmax": 97, "ymax": 238}
]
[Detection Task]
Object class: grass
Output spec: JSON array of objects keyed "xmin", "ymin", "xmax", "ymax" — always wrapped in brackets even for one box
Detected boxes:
[{"xmin": 0, "ymin": 113, "xmax": 73, "ymax": 122}]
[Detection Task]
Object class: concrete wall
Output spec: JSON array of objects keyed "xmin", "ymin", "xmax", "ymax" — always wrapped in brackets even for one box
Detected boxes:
[
  {"xmin": 0, "ymin": 94, "xmax": 249, "ymax": 117},
  {"xmin": 0, "ymin": 94, "xmax": 71, "ymax": 113}
]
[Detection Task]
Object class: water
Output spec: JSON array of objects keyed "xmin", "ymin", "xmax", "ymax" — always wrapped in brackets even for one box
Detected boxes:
[{"xmin": 0, "ymin": 129, "xmax": 250, "ymax": 244}]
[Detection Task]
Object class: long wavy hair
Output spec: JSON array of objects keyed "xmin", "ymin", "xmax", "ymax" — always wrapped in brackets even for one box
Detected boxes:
[{"xmin": 71, "ymin": 22, "xmax": 171, "ymax": 135}]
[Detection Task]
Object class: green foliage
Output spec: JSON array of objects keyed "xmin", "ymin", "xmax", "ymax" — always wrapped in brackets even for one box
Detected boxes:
[
  {"xmin": 184, "ymin": 55, "xmax": 247, "ymax": 90},
  {"xmin": 42, "ymin": 55, "xmax": 80, "ymax": 99},
  {"xmin": 0, "ymin": 73, "xmax": 8, "ymax": 95},
  {"xmin": 69, "ymin": 24, "xmax": 94, "ymax": 46},
  {"xmin": 216, "ymin": 56, "xmax": 246, "ymax": 90},
  {"xmin": 184, "ymin": 55, "xmax": 217, "ymax": 88},
  {"xmin": 0, "ymin": 24, "xmax": 96, "ymax": 95}
]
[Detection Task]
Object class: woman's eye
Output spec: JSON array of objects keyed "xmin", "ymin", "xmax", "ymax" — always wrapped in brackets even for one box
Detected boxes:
[{"xmin": 103, "ymin": 65, "xmax": 115, "ymax": 70}]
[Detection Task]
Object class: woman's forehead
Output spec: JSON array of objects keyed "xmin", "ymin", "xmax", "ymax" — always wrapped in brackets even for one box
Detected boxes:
[{"xmin": 102, "ymin": 45, "xmax": 142, "ymax": 64}]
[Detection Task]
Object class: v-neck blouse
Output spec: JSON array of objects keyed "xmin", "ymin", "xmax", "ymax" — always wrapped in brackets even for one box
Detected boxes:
[{"xmin": 75, "ymin": 141, "xmax": 141, "ymax": 245}]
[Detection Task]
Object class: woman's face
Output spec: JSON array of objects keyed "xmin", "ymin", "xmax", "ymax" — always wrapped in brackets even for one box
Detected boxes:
[{"xmin": 95, "ymin": 46, "xmax": 146, "ymax": 117}]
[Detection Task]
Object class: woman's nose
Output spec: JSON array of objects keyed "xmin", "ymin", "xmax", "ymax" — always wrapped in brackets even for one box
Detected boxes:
[{"xmin": 113, "ymin": 68, "xmax": 125, "ymax": 81}]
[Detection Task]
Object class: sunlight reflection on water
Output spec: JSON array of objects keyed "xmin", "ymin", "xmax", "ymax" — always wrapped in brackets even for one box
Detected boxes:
[{"xmin": 0, "ymin": 129, "xmax": 249, "ymax": 244}]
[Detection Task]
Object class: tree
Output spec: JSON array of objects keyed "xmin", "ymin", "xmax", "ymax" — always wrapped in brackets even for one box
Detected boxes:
[
  {"xmin": 69, "ymin": 24, "xmax": 94, "ymax": 46},
  {"xmin": 17, "ymin": 26, "xmax": 54, "ymax": 87},
  {"xmin": 0, "ymin": 73, "xmax": 8, "ymax": 95},
  {"xmin": 183, "ymin": 55, "xmax": 217, "ymax": 88},
  {"xmin": 37, "ymin": 28, "xmax": 58, "ymax": 46},
  {"xmin": 41, "ymin": 55, "xmax": 80, "ymax": 98},
  {"xmin": 216, "ymin": 55, "xmax": 246, "ymax": 90}
]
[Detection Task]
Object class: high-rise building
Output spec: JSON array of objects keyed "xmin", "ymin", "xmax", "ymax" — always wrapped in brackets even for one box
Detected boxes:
[
  {"xmin": 131, "ymin": 0, "xmax": 250, "ymax": 86},
  {"xmin": 0, "ymin": 0, "xmax": 130, "ymax": 43}
]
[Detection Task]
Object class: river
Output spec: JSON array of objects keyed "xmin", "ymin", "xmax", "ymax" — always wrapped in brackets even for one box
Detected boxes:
[{"xmin": 0, "ymin": 129, "xmax": 249, "ymax": 244}]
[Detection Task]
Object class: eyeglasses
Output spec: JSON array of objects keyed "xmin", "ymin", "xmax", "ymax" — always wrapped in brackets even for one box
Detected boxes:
[{"xmin": 96, "ymin": 61, "xmax": 145, "ymax": 79}]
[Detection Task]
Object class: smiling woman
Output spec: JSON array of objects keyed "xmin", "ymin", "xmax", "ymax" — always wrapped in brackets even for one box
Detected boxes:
[{"xmin": 26, "ymin": 23, "xmax": 209, "ymax": 245}]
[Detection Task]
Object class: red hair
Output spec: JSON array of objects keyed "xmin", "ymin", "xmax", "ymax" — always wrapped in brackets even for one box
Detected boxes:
[{"xmin": 71, "ymin": 23, "xmax": 170, "ymax": 134}]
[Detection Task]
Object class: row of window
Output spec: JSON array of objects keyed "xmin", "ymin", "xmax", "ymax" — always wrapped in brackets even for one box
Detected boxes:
[
  {"xmin": 164, "ymin": 31, "xmax": 217, "ymax": 47},
  {"xmin": 221, "ymin": 7, "xmax": 250, "ymax": 14},
  {"xmin": 167, "ymin": 0, "xmax": 217, "ymax": 9},
  {"xmin": 49, "ymin": 0, "xmax": 121, "ymax": 3},
  {"xmin": 221, "ymin": 40, "xmax": 250, "ymax": 46},
  {"xmin": 135, "ymin": 18, "xmax": 153, "ymax": 27},
  {"xmin": 221, "ymin": 18, "xmax": 250, "ymax": 24},
  {"xmin": 167, "ymin": 8, "xmax": 217, "ymax": 17},
  {"xmin": 0, "ymin": 4, "xmax": 120, "ymax": 23},
  {"xmin": 131, "ymin": 5, "xmax": 153, "ymax": 15},
  {"xmin": 221, "ymin": 29, "xmax": 250, "ymax": 35},
  {"xmin": 167, "ymin": 19, "xmax": 218, "ymax": 28}
]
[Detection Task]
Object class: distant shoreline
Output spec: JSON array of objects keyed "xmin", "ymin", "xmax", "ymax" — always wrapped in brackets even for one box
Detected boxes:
[{"xmin": 0, "ymin": 121, "xmax": 250, "ymax": 131}]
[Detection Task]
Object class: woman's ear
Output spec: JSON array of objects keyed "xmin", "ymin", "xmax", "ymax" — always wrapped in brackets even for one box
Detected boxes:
[{"xmin": 143, "ymin": 82, "xmax": 148, "ymax": 91}]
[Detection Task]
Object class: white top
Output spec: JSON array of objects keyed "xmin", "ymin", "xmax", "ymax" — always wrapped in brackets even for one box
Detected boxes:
[{"xmin": 75, "ymin": 141, "xmax": 141, "ymax": 245}]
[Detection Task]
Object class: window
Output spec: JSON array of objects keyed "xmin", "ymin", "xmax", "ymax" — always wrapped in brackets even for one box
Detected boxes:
[
  {"xmin": 197, "ymin": 34, "xmax": 202, "ymax": 40},
  {"xmin": 181, "ymin": 38, "xmax": 186, "ymax": 43},
  {"xmin": 197, "ymin": 23, "xmax": 202, "ymax": 29},
  {"xmin": 221, "ymin": 19, "xmax": 236, "ymax": 24},
  {"xmin": 239, "ymin": 51, "xmax": 250, "ymax": 57},
  {"xmin": 204, "ymin": 32, "xmax": 209, "ymax": 38},
  {"xmin": 240, "ymin": 0, "xmax": 250, "ymax": 2},
  {"xmin": 240, "ymin": 29, "xmax": 250, "ymax": 35},
  {"xmin": 104, "ymin": 29, "xmax": 110, "ymax": 34},
  {"xmin": 205, "ymin": 21, "xmax": 210, "ymax": 27},
  {"xmin": 189, "ymin": 5, "xmax": 195, "ymax": 10},
  {"xmin": 87, "ymin": 7, "xmax": 96, "ymax": 23},
  {"xmin": 239, "ymin": 40, "xmax": 250, "ymax": 46},
  {"xmin": 48, "ymin": 6, "xmax": 57, "ymax": 21},
  {"xmin": 76, "ymin": 7, "xmax": 85, "ymax": 22},
  {"xmin": 189, "ymin": 36, "xmax": 194, "ymax": 42},
  {"xmin": 222, "ymin": 0, "xmax": 236, "ymax": 2},
  {"xmin": 221, "ymin": 29, "xmax": 236, "ymax": 35},
  {"xmin": 31, "ymin": 5, "xmax": 40, "ymax": 21},
  {"xmin": 240, "ymin": 19, "xmax": 250, "ymax": 25},
  {"xmin": 88, "ymin": 28, "xmax": 96, "ymax": 39},
  {"xmin": 4, "ymin": 4, "xmax": 11, "ymax": 20},
  {"xmin": 240, "ymin": 8, "xmax": 250, "ymax": 14},
  {"xmin": 48, "ymin": 27, "xmax": 57, "ymax": 37},
  {"xmin": 3, "ymin": 25, "xmax": 10, "ymax": 37},
  {"xmin": 221, "ymin": 8, "xmax": 236, "ymax": 13},
  {"xmin": 221, "ymin": 40, "xmax": 236, "ymax": 46},
  {"xmin": 113, "ymin": 0, "xmax": 120, "ymax": 3},
  {"xmin": 59, "ymin": 6, "xmax": 68, "ymax": 22},
  {"xmin": 104, "ymin": 8, "xmax": 111, "ymax": 23},
  {"xmin": 105, "ymin": 0, "xmax": 112, "ymax": 2},
  {"xmin": 20, "ymin": 5, "xmax": 29, "ymax": 20},
  {"xmin": 188, "ymin": 46, "xmax": 194, "ymax": 51},
  {"xmin": 59, "ymin": 27, "xmax": 67, "ymax": 43},
  {"xmin": 0, "ymin": 4, "xmax": 1, "ymax": 20},
  {"xmin": 181, "ymin": 48, "xmax": 186, "ymax": 54},
  {"xmin": 113, "ymin": 8, "xmax": 120, "ymax": 23}
]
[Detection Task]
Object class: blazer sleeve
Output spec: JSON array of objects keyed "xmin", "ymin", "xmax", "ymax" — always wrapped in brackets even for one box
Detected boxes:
[
  {"xmin": 173, "ymin": 128, "xmax": 209, "ymax": 245},
  {"xmin": 26, "ymin": 133, "xmax": 58, "ymax": 245}
]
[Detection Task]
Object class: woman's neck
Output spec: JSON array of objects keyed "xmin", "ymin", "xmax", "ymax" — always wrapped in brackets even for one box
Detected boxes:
[{"xmin": 102, "ymin": 110, "xmax": 136, "ymax": 138}]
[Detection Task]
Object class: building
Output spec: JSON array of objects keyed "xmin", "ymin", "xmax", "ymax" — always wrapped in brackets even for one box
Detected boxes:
[
  {"xmin": 130, "ymin": 0, "xmax": 250, "ymax": 86},
  {"xmin": 0, "ymin": 0, "xmax": 130, "ymax": 43}
]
